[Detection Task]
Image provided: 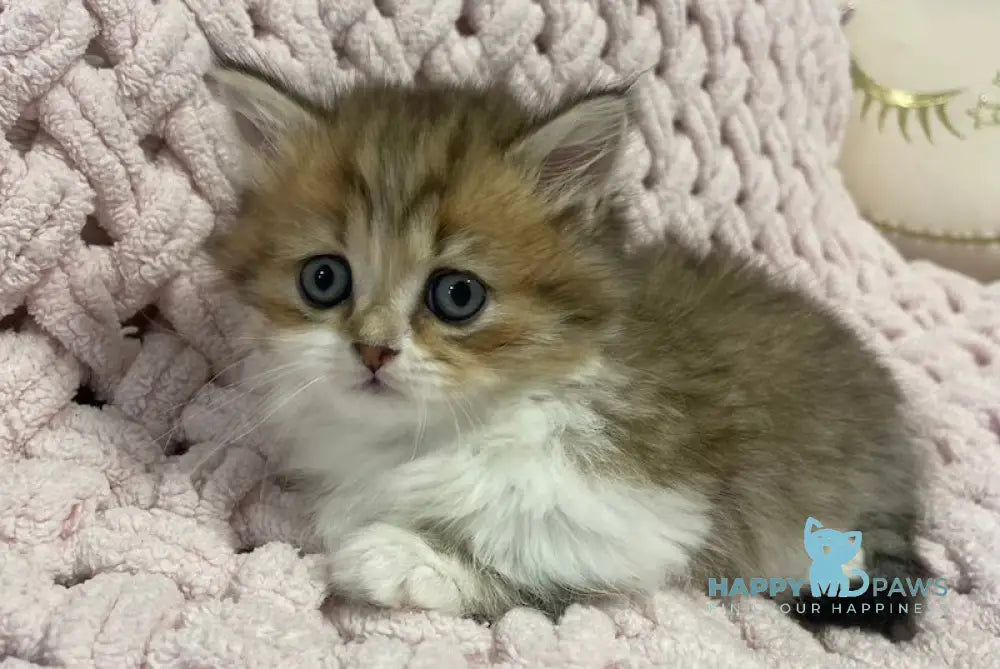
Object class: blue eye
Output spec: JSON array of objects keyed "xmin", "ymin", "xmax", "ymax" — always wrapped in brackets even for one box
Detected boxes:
[
  {"xmin": 426, "ymin": 271, "xmax": 488, "ymax": 324},
  {"xmin": 298, "ymin": 255, "xmax": 352, "ymax": 308}
]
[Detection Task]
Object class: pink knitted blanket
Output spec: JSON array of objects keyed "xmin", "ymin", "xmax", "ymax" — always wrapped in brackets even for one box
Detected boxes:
[{"xmin": 2, "ymin": 1, "xmax": 998, "ymax": 667}]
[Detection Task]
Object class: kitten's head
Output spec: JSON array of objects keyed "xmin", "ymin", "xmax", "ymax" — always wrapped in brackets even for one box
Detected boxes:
[{"xmin": 206, "ymin": 63, "xmax": 632, "ymax": 416}]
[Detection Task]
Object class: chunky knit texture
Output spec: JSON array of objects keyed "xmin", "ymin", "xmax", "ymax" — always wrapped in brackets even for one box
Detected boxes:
[{"xmin": 2, "ymin": 0, "xmax": 999, "ymax": 667}]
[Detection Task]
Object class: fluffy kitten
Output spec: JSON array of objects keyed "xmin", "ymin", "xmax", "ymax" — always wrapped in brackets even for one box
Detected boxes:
[{"xmin": 205, "ymin": 62, "xmax": 929, "ymax": 641}]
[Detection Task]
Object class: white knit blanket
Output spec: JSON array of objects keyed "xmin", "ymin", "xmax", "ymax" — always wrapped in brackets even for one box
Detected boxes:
[{"xmin": 2, "ymin": 1, "xmax": 999, "ymax": 667}]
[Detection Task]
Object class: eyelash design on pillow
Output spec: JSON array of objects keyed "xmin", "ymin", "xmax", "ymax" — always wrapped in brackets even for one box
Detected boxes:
[{"xmin": 849, "ymin": 58, "xmax": 965, "ymax": 143}]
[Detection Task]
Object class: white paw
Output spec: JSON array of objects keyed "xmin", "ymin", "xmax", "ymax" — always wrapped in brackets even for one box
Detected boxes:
[{"xmin": 327, "ymin": 523, "xmax": 466, "ymax": 614}]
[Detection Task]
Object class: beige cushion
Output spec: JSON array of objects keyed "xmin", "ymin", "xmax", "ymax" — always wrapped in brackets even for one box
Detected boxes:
[{"xmin": 839, "ymin": 0, "xmax": 1000, "ymax": 281}]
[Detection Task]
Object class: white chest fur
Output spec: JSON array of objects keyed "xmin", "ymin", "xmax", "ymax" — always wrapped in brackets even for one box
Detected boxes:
[{"xmin": 275, "ymin": 390, "xmax": 712, "ymax": 597}]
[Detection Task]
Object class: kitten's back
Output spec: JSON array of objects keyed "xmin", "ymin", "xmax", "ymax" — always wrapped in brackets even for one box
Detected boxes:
[{"xmin": 602, "ymin": 241, "xmax": 920, "ymax": 581}]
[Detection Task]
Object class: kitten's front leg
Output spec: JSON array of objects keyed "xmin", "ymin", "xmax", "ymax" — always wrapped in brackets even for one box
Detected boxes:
[{"xmin": 327, "ymin": 522, "xmax": 483, "ymax": 615}]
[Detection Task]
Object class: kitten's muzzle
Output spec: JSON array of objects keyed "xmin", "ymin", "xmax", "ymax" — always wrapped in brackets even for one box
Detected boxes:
[{"xmin": 352, "ymin": 342, "xmax": 399, "ymax": 373}]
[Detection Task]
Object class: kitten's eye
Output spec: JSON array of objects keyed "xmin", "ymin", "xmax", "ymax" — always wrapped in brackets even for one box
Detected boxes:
[
  {"xmin": 426, "ymin": 271, "xmax": 488, "ymax": 324},
  {"xmin": 298, "ymin": 255, "xmax": 352, "ymax": 308}
]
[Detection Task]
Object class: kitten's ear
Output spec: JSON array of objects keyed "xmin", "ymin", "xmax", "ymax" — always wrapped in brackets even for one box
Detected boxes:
[
  {"xmin": 206, "ymin": 65, "xmax": 316, "ymax": 156},
  {"xmin": 509, "ymin": 90, "xmax": 629, "ymax": 207}
]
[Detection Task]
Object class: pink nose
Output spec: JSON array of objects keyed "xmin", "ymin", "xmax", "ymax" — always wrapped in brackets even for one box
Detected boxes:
[{"xmin": 352, "ymin": 343, "xmax": 398, "ymax": 373}]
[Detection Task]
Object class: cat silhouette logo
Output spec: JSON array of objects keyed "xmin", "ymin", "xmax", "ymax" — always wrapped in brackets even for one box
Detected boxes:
[{"xmin": 803, "ymin": 517, "xmax": 870, "ymax": 598}]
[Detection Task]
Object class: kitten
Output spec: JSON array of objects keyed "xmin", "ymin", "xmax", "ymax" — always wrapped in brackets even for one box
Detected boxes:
[{"xmin": 205, "ymin": 62, "xmax": 929, "ymax": 641}]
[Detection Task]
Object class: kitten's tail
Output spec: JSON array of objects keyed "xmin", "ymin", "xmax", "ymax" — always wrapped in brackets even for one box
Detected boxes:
[
  {"xmin": 792, "ymin": 511, "xmax": 932, "ymax": 642},
  {"xmin": 859, "ymin": 515, "xmax": 933, "ymax": 642}
]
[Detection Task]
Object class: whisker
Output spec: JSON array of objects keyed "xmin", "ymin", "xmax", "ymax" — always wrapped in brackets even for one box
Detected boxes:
[
  {"xmin": 442, "ymin": 397, "xmax": 465, "ymax": 448},
  {"xmin": 454, "ymin": 396, "xmax": 487, "ymax": 435},
  {"xmin": 155, "ymin": 358, "xmax": 307, "ymax": 420},
  {"xmin": 187, "ymin": 374, "xmax": 326, "ymax": 475},
  {"xmin": 410, "ymin": 394, "xmax": 427, "ymax": 463},
  {"xmin": 230, "ymin": 374, "xmax": 326, "ymax": 448},
  {"xmin": 149, "ymin": 362, "xmax": 311, "ymax": 452}
]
